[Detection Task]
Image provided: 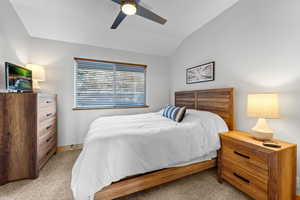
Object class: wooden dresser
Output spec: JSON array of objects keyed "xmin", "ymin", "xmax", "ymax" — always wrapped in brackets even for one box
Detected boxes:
[
  {"xmin": 0, "ymin": 93, "xmax": 57, "ymax": 185},
  {"xmin": 218, "ymin": 131, "xmax": 297, "ymax": 200}
]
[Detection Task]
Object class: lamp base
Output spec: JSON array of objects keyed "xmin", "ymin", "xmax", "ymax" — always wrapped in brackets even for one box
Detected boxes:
[
  {"xmin": 251, "ymin": 131, "xmax": 274, "ymax": 141},
  {"xmin": 32, "ymin": 80, "xmax": 40, "ymax": 90},
  {"xmin": 251, "ymin": 118, "xmax": 274, "ymax": 141}
]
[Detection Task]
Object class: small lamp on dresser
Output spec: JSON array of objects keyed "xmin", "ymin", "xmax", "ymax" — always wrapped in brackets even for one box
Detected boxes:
[
  {"xmin": 26, "ymin": 64, "xmax": 46, "ymax": 90},
  {"xmin": 247, "ymin": 93, "xmax": 280, "ymax": 140}
]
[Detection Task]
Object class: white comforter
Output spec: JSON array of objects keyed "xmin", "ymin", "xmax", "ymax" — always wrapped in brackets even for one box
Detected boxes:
[{"xmin": 71, "ymin": 109, "xmax": 228, "ymax": 200}]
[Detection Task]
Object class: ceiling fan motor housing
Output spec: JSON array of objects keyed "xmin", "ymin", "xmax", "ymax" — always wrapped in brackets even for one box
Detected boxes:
[
  {"xmin": 121, "ymin": 0, "xmax": 137, "ymax": 9},
  {"xmin": 122, "ymin": 0, "xmax": 136, "ymax": 5},
  {"xmin": 121, "ymin": 0, "xmax": 137, "ymax": 15}
]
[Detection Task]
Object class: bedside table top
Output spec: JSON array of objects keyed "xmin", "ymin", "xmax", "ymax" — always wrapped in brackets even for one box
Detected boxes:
[{"xmin": 220, "ymin": 130, "xmax": 296, "ymax": 151}]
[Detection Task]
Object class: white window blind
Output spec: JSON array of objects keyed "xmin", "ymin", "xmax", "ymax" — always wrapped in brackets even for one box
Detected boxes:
[{"xmin": 74, "ymin": 58, "xmax": 146, "ymax": 108}]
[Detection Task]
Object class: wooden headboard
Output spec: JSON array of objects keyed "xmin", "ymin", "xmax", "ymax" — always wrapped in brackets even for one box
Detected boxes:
[{"xmin": 175, "ymin": 88, "xmax": 235, "ymax": 130}]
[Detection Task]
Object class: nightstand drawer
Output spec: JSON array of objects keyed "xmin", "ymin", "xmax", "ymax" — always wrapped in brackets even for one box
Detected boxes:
[
  {"xmin": 222, "ymin": 165, "xmax": 268, "ymax": 200},
  {"xmin": 222, "ymin": 137, "xmax": 269, "ymax": 171},
  {"xmin": 222, "ymin": 159, "xmax": 268, "ymax": 186}
]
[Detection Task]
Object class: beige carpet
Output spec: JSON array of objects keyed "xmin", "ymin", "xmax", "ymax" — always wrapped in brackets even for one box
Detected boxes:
[{"xmin": 0, "ymin": 150, "xmax": 250, "ymax": 200}]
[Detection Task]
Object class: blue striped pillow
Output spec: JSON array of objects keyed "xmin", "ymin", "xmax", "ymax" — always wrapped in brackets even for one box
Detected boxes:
[{"xmin": 162, "ymin": 105, "xmax": 181, "ymax": 121}]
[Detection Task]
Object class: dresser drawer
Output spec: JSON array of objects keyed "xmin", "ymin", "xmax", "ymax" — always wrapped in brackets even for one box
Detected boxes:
[
  {"xmin": 38, "ymin": 129, "xmax": 56, "ymax": 146},
  {"xmin": 38, "ymin": 105, "xmax": 56, "ymax": 122},
  {"xmin": 38, "ymin": 117, "xmax": 56, "ymax": 137},
  {"xmin": 38, "ymin": 131, "xmax": 56, "ymax": 161},
  {"xmin": 222, "ymin": 137, "xmax": 269, "ymax": 171},
  {"xmin": 222, "ymin": 164, "xmax": 268, "ymax": 200},
  {"xmin": 38, "ymin": 94, "xmax": 56, "ymax": 108},
  {"xmin": 39, "ymin": 147, "xmax": 56, "ymax": 170}
]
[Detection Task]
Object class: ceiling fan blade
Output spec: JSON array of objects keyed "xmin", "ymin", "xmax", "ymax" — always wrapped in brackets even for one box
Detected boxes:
[
  {"xmin": 111, "ymin": 0, "xmax": 122, "ymax": 5},
  {"xmin": 136, "ymin": 5, "xmax": 167, "ymax": 25},
  {"xmin": 111, "ymin": 11, "xmax": 127, "ymax": 29}
]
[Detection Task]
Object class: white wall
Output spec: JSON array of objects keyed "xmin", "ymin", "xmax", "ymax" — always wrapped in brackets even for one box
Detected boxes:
[
  {"xmin": 169, "ymin": 0, "xmax": 300, "ymax": 191},
  {"xmin": 28, "ymin": 38, "xmax": 170, "ymax": 145},
  {"xmin": 0, "ymin": 0, "xmax": 30, "ymax": 89}
]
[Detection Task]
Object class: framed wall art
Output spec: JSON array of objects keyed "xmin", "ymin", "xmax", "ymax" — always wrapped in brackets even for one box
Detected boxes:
[{"xmin": 186, "ymin": 62, "xmax": 215, "ymax": 84}]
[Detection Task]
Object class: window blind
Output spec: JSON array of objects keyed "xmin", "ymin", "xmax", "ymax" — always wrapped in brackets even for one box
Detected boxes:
[{"xmin": 74, "ymin": 59, "xmax": 146, "ymax": 108}]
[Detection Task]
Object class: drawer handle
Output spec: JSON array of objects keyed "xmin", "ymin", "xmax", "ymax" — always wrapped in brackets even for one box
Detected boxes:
[
  {"xmin": 46, "ymin": 101, "xmax": 52, "ymax": 104},
  {"xmin": 46, "ymin": 136, "xmax": 52, "ymax": 143},
  {"xmin": 46, "ymin": 149, "xmax": 52, "ymax": 156},
  {"xmin": 46, "ymin": 113, "xmax": 52, "ymax": 117},
  {"xmin": 234, "ymin": 151, "xmax": 250, "ymax": 159},
  {"xmin": 46, "ymin": 125, "xmax": 52, "ymax": 130},
  {"xmin": 233, "ymin": 173, "xmax": 250, "ymax": 184}
]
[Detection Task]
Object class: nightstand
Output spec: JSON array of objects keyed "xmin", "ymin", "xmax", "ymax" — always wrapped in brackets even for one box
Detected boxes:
[{"xmin": 218, "ymin": 131, "xmax": 297, "ymax": 200}]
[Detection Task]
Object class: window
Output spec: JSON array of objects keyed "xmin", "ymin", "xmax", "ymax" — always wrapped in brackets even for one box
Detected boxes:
[{"xmin": 74, "ymin": 58, "xmax": 146, "ymax": 109}]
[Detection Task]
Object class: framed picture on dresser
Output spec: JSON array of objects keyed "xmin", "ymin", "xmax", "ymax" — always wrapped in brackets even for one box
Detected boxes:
[{"xmin": 186, "ymin": 62, "xmax": 215, "ymax": 84}]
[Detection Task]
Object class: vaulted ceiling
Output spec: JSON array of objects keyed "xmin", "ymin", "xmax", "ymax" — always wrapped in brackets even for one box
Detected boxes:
[{"xmin": 10, "ymin": 0, "xmax": 238, "ymax": 56}]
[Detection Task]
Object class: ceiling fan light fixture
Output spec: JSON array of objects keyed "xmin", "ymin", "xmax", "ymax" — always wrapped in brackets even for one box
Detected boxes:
[{"xmin": 121, "ymin": 1, "xmax": 137, "ymax": 16}]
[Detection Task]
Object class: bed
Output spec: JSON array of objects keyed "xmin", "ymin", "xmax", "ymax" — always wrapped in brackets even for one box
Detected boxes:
[{"xmin": 71, "ymin": 88, "xmax": 235, "ymax": 200}]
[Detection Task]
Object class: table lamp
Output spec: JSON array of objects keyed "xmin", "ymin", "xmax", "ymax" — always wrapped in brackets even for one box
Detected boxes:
[
  {"xmin": 26, "ymin": 64, "xmax": 46, "ymax": 90},
  {"xmin": 247, "ymin": 93, "xmax": 280, "ymax": 140}
]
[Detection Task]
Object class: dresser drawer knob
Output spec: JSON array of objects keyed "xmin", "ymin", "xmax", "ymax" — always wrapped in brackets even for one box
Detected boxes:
[
  {"xmin": 46, "ymin": 113, "xmax": 52, "ymax": 117},
  {"xmin": 46, "ymin": 136, "xmax": 52, "ymax": 143},
  {"xmin": 46, "ymin": 125, "xmax": 52, "ymax": 130},
  {"xmin": 234, "ymin": 151, "xmax": 250, "ymax": 159},
  {"xmin": 46, "ymin": 101, "xmax": 52, "ymax": 104},
  {"xmin": 233, "ymin": 173, "xmax": 250, "ymax": 184},
  {"xmin": 46, "ymin": 149, "xmax": 52, "ymax": 156}
]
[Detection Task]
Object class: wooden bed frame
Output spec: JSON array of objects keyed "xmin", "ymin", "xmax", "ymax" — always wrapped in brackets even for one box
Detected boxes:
[{"xmin": 95, "ymin": 88, "xmax": 235, "ymax": 200}]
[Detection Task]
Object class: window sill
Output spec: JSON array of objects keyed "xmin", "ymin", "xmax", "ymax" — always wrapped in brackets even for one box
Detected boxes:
[{"xmin": 72, "ymin": 105, "xmax": 150, "ymax": 111}]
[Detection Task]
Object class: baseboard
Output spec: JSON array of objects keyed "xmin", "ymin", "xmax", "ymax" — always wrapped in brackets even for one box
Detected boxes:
[{"xmin": 57, "ymin": 144, "xmax": 83, "ymax": 152}]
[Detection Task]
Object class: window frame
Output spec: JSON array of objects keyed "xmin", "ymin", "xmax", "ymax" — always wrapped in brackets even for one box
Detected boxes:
[{"xmin": 73, "ymin": 57, "xmax": 148, "ymax": 110}]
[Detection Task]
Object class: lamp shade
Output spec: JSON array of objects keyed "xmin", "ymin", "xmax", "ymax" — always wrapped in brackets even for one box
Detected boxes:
[
  {"xmin": 26, "ymin": 64, "xmax": 46, "ymax": 81},
  {"xmin": 247, "ymin": 93, "xmax": 280, "ymax": 119}
]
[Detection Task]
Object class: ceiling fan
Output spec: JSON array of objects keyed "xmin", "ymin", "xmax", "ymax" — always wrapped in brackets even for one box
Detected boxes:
[{"xmin": 110, "ymin": 0, "xmax": 167, "ymax": 29}]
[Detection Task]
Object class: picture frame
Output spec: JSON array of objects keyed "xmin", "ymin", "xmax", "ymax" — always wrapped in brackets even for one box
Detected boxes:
[{"xmin": 186, "ymin": 62, "xmax": 215, "ymax": 84}]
